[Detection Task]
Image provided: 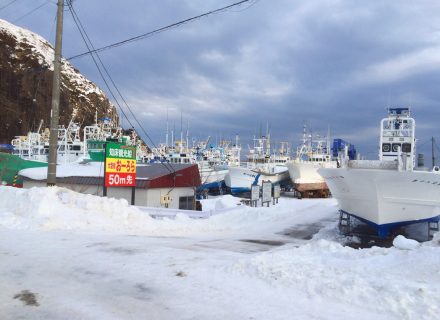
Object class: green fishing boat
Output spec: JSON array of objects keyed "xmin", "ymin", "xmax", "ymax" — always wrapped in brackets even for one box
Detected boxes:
[{"xmin": 0, "ymin": 152, "xmax": 47, "ymax": 187}]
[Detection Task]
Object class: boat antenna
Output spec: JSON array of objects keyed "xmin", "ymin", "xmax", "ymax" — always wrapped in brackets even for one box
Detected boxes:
[
  {"xmin": 186, "ymin": 119, "xmax": 189, "ymax": 150},
  {"xmin": 171, "ymin": 122, "xmax": 175, "ymax": 147},
  {"xmin": 302, "ymin": 122, "xmax": 307, "ymax": 145},
  {"xmin": 180, "ymin": 110, "xmax": 183, "ymax": 148},
  {"xmin": 47, "ymin": 0, "xmax": 64, "ymax": 186},
  {"xmin": 165, "ymin": 107, "xmax": 169, "ymax": 147},
  {"xmin": 37, "ymin": 119, "xmax": 44, "ymax": 134},
  {"xmin": 327, "ymin": 124, "xmax": 331, "ymax": 155}
]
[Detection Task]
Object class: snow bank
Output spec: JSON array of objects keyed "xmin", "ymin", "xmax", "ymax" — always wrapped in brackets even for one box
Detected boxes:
[
  {"xmin": 231, "ymin": 239, "xmax": 440, "ymax": 319},
  {"xmin": 0, "ymin": 186, "xmax": 154, "ymax": 233},
  {"xmin": 0, "ymin": 187, "xmax": 336, "ymax": 236}
]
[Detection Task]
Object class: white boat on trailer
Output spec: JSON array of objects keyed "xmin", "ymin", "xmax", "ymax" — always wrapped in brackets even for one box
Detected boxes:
[
  {"xmin": 287, "ymin": 126, "xmax": 337, "ymax": 197},
  {"xmin": 225, "ymin": 165, "xmax": 289, "ymax": 194},
  {"xmin": 319, "ymin": 107, "xmax": 440, "ymax": 238},
  {"xmin": 225, "ymin": 135, "xmax": 290, "ymax": 194}
]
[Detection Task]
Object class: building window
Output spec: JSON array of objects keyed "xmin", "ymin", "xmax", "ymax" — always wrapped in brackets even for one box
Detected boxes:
[{"xmin": 179, "ymin": 196, "xmax": 195, "ymax": 210}]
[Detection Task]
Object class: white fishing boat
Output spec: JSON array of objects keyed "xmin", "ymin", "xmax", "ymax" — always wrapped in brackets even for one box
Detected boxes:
[
  {"xmin": 11, "ymin": 118, "xmax": 84, "ymax": 163},
  {"xmin": 157, "ymin": 134, "xmax": 241, "ymax": 191},
  {"xmin": 225, "ymin": 135, "xmax": 289, "ymax": 194},
  {"xmin": 287, "ymin": 126, "xmax": 337, "ymax": 197},
  {"xmin": 195, "ymin": 136, "xmax": 241, "ymax": 191},
  {"xmin": 225, "ymin": 165, "xmax": 289, "ymax": 194},
  {"xmin": 319, "ymin": 108, "xmax": 440, "ymax": 238},
  {"xmin": 83, "ymin": 115, "xmax": 149, "ymax": 162}
]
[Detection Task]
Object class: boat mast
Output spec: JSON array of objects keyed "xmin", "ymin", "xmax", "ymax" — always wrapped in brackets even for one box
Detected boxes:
[
  {"xmin": 47, "ymin": 0, "xmax": 64, "ymax": 186},
  {"xmin": 432, "ymin": 136, "xmax": 436, "ymax": 168},
  {"xmin": 171, "ymin": 122, "xmax": 175, "ymax": 148},
  {"xmin": 165, "ymin": 107, "xmax": 169, "ymax": 148},
  {"xmin": 180, "ymin": 111, "xmax": 183, "ymax": 151},
  {"xmin": 186, "ymin": 120, "xmax": 189, "ymax": 151},
  {"xmin": 327, "ymin": 124, "xmax": 331, "ymax": 155}
]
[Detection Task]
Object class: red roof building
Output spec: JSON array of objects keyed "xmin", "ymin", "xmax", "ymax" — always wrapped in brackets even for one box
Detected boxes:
[{"xmin": 21, "ymin": 163, "xmax": 201, "ymax": 210}]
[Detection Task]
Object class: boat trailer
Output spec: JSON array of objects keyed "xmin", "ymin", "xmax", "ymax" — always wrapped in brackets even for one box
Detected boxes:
[{"xmin": 339, "ymin": 210, "xmax": 439, "ymax": 241}]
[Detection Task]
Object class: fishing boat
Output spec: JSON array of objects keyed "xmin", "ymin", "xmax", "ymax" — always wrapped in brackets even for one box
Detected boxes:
[
  {"xmin": 1, "ymin": 119, "xmax": 85, "ymax": 186},
  {"xmin": 195, "ymin": 136, "xmax": 241, "ymax": 192},
  {"xmin": 84, "ymin": 116, "xmax": 148, "ymax": 162},
  {"xmin": 319, "ymin": 108, "xmax": 440, "ymax": 238},
  {"xmin": 0, "ymin": 153, "xmax": 47, "ymax": 187},
  {"xmin": 287, "ymin": 126, "xmax": 336, "ymax": 197},
  {"xmin": 286, "ymin": 125, "xmax": 336, "ymax": 198},
  {"xmin": 287, "ymin": 125, "xmax": 357, "ymax": 198},
  {"xmin": 11, "ymin": 119, "xmax": 84, "ymax": 163},
  {"xmin": 225, "ymin": 135, "xmax": 290, "ymax": 194}
]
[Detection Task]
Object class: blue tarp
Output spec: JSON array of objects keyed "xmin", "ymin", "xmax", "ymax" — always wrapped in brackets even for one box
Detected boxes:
[
  {"xmin": 332, "ymin": 139, "xmax": 356, "ymax": 160},
  {"xmin": 0, "ymin": 144, "xmax": 14, "ymax": 151}
]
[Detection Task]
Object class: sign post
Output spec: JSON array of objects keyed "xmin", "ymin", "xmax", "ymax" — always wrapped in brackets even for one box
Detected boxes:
[
  {"xmin": 262, "ymin": 181, "xmax": 272, "ymax": 207},
  {"xmin": 104, "ymin": 142, "xmax": 137, "ymax": 204},
  {"xmin": 251, "ymin": 184, "xmax": 260, "ymax": 207},
  {"xmin": 273, "ymin": 184, "xmax": 281, "ymax": 205}
]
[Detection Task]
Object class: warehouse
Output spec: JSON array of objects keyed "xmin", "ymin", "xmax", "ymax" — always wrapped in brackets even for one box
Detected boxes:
[{"xmin": 20, "ymin": 162, "xmax": 201, "ymax": 210}]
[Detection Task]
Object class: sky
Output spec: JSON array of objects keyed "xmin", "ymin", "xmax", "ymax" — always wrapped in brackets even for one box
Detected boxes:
[{"xmin": 2, "ymin": 0, "xmax": 440, "ymax": 160}]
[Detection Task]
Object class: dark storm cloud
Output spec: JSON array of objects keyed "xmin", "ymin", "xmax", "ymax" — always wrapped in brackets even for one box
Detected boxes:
[{"xmin": 4, "ymin": 0, "xmax": 440, "ymax": 159}]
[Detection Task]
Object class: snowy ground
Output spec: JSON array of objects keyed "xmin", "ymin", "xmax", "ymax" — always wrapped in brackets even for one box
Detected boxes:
[{"xmin": 0, "ymin": 187, "xmax": 439, "ymax": 319}]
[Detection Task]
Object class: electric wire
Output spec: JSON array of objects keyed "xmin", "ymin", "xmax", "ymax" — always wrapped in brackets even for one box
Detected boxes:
[
  {"xmin": 67, "ymin": 0, "xmax": 252, "ymax": 60},
  {"xmin": 12, "ymin": 1, "xmax": 50, "ymax": 23},
  {"xmin": 68, "ymin": 12, "xmax": 177, "ymax": 175},
  {"xmin": 0, "ymin": 0, "xmax": 19, "ymax": 12},
  {"xmin": 66, "ymin": 0, "xmax": 176, "ymax": 174}
]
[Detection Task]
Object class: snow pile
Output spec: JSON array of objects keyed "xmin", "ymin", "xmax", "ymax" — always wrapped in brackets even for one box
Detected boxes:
[
  {"xmin": 200, "ymin": 194, "xmax": 242, "ymax": 211},
  {"xmin": 393, "ymin": 235, "xmax": 420, "ymax": 250},
  {"xmin": 0, "ymin": 186, "xmax": 336, "ymax": 236},
  {"xmin": 430, "ymin": 230, "xmax": 440, "ymax": 246},
  {"xmin": 0, "ymin": 186, "xmax": 154, "ymax": 233},
  {"xmin": 231, "ymin": 239, "xmax": 440, "ymax": 319}
]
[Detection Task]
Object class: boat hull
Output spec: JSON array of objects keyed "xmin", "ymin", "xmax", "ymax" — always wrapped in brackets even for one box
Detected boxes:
[
  {"xmin": 225, "ymin": 166, "xmax": 290, "ymax": 194},
  {"xmin": 287, "ymin": 160, "xmax": 336, "ymax": 192},
  {"xmin": 0, "ymin": 152, "xmax": 47, "ymax": 187},
  {"xmin": 319, "ymin": 167, "xmax": 440, "ymax": 236},
  {"xmin": 199, "ymin": 168, "xmax": 228, "ymax": 190}
]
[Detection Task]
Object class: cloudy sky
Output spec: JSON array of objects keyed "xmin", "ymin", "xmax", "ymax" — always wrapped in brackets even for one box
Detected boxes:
[{"xmin": 2, "ymin": 0, "xmax": 440, "ymax": 160}]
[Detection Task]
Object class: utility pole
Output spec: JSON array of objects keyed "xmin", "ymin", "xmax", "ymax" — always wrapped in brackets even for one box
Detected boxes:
[
  {"xmin": 47, "ymin": 0, "xmax": 64, "ymax": 186},
  {"xmin": 432, "ymin": 136, "xmax": 436, "ymax": 168}
]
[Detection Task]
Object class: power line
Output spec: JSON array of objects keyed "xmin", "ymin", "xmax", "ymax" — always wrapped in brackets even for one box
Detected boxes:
[
  {"xmin": 12, "ymin": 1, "xmax": 50, "ymax": 23},
  {"xmin": 68, "ymin": 0, "xmax": 254, "ymax": 60},
  {"xmin": 66, "ymin": 0, "xmax": 176, "ymax": 174},
  {"xmin": 0, "ymin": 0, "xmax": 19, "ymax": 12}
]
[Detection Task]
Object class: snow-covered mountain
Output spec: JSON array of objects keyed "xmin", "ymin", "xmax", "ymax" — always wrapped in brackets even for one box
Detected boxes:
[{"xmin": 0, "ymin": 18, "xmax": 118, "ymax": 143}]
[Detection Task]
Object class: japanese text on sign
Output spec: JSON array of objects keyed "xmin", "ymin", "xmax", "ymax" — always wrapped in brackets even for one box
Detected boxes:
[
  {"xmin": 105, "ymin": 142, "xmax": 136, "ymax": 187},
  {"xmin": 106, "ymin": 159, "xmax": 136, "ymax": 173}
]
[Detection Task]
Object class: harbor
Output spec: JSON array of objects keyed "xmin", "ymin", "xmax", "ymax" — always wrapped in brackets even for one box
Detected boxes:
[{"xmin": 1, "ymin": 1, "xmax": 440, "ymax": 319}]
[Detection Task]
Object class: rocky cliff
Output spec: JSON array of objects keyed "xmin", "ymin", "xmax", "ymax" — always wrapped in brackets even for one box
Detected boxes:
[{"xmin": 0, "ymin": 19, "xmax": 118, "ymax": 143}]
